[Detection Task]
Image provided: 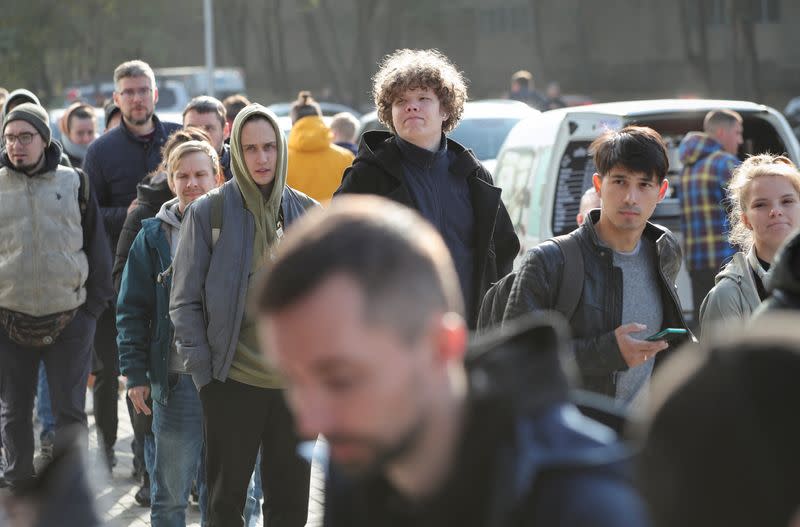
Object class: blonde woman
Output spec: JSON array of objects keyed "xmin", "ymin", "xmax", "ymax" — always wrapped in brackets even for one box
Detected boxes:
[
  {"xmin": 700, "ymin": 154, "xmax": 800, "ymax": 331},
  {"xmin": 117, "ymin": 140, "xmax": 220, "ymax": 524}
]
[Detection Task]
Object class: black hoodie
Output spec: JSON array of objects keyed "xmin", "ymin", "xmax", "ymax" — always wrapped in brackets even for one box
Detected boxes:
[
  {"xmin": 111, "ymin": 173, "xmax": 175, "ymax": 291},
  {"xmin": 335, "ymin": 130, "xmax": 520, "ymax": 328}
]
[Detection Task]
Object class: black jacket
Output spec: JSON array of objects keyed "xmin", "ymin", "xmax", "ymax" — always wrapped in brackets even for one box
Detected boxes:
[
  {"xmin": 752, "ymin": 230, "xmax": 800, "ymax": 317},
  {"xmin": 82, "ymin": 115, "xmax": 181, "ymax": 252},
  {"xmin": 503, "ymin": 210, "xmax": 690, "ymax": 396},
  {"xmin": 323, "ymin": 314, "xmax": 648, "ymax": 527},
  {"xmin": 220, "ymin": 142, "xmax": 233, "ymax": 181},
  {"xmin": 335, "ymin": 131, "xmax": 520, "ymax": 327},
  {"xmin": 0, "ymin": 142, "xmax": 114, "ymax": 318},
  {"xmin": 111, "ymin": 175, "xmax": 175, "ymax": 291}
]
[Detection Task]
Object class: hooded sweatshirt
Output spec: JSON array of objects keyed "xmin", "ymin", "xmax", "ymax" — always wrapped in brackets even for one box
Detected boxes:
[
  {"xmin": 1, "ymin": 89, "xmax": 42, "ymax": 149},
  {"xmin": 1, "ymin": 89, "xmax": 41, "ymax": 122},
  {"xmin": 678, "ymin": 132, "xmax": 739, "ymax": 271},
  {"xmin": 155, "ymin": 196, "xmax": 187, "ymax": 373},
  {"xmin": 287, "ymin": 115, "xmax": 354, "ymax": 202},
  {"xmin": 226, "ymin": 104, "xmax": 288, "ymax": 389}
]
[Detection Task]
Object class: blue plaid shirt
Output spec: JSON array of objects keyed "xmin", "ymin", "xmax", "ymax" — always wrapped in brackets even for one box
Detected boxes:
[{"xmin": 679, "ymin": 132, "xmax": 739, "ymax": 271}]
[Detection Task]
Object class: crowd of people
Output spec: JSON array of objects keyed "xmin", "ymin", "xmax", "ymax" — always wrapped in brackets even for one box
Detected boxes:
[{"xmin": 0, "ymin": 48, "xmax": 799, "ymax": 527}]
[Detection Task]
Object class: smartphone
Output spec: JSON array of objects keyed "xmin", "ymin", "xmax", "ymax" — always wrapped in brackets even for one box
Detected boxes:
[{"xmin": 645, "ymin": 328, "xmax": 689, "ymax": 342}]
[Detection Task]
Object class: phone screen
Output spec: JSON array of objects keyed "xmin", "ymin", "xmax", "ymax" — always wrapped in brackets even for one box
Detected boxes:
[{"xmin": 645, "ymin": 328, "xmax": 688, "ymax": 342}]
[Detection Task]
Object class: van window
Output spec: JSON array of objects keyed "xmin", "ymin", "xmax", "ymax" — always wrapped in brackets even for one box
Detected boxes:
[
  {"xmin": 450, "ymin": 118, "xmax": 522, "ymax": 161},
  {"xmin": 552, "ymin": 140, "xmax": 595, "ymax": 237},
  {"xmin": 496, "ymin": 149, "xmax": 536, "ymax": 236},
  {"xmin": 525, "ymin": 146, "xmax": 552, "ymax": 237}
]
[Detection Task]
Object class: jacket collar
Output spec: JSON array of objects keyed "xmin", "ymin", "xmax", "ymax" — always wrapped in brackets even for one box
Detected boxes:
[
  {"xmin": 119, "ymin": 113, "xmax": 167, "ymax": 144},
  {"xmin": 359, "ymin": 130, "xmax": 483, "ymax": 183}
]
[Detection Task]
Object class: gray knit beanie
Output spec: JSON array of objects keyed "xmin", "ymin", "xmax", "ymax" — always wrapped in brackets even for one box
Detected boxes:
[{"xmin": 4, "ymin": 102, "xmax": 51, "ymax": 146}]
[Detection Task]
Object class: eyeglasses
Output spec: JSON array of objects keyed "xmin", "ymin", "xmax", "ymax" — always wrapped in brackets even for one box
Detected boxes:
[
  {"xmin": 118, "ymin": 87, "xmax": 153, "ymax": 99},
  {"xmin": 3, "ymin": 132, "xmax": 38, "ymax": 145}
]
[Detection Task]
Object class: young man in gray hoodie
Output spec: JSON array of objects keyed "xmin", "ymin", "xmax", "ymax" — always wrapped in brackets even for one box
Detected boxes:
[{"xmin": 170, "ymin": 104, "xmax": 316, "ymax": 527}]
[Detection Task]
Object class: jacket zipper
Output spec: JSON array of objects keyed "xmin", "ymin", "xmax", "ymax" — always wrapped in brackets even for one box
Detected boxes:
[{"xmin": 26, "ymin": 178, "xmax": 41, "ymax": 312}]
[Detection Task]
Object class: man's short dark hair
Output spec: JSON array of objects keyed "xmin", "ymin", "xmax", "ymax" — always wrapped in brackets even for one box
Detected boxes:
[
  {"xmin": 257, "ymin": 196, "xmax": 464, "ymax": 342},
  {"xmin": 703, "ymin": 109, "xmax": 743, "ymax": 135},
  {"xmin": 223, "ymin": 94, "xmax": 251, "ymax": 123},
  {"xmin": 590, "ymin": 125, "xmax": 669, "ymax": 182},
  {"xmin": 183, "ymin": 95, "xmax": 226, "ymax": 128}
]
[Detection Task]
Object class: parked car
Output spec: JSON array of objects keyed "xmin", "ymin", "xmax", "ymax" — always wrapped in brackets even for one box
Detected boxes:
[
  {"xmin": 154, "ymin": 66, "xmax": 246, "ymax": 100},
  {"xmin": 492, "ymin": 98, "xmax": 800, "ymax": 319},
  {"xmin": 359, "ymin": 99, "xmax": 540, "ymax": 174}
]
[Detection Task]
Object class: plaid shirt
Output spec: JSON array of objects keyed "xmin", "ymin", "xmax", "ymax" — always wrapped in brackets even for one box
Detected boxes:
[{"xmin": 679, "ymin": 132, "xmax": 739, "ymax": 271}]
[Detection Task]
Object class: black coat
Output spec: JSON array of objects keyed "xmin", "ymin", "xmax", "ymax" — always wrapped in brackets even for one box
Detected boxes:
[
  {"xmin": 83, "ymin": 115, "xmax": 181, "ymax": 253},
  {"xmin": 335, "ymin": 131, "xmax": 520, "ymax": 328},
  {"xmin": 503, "ymin": 210, "xmax": 690, "ymax": 396},
  {"xmin": 111, "ymin": 176, "xmax": 175, "ymax": 291}
]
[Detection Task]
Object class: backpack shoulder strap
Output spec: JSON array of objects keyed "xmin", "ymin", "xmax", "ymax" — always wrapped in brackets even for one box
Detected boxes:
[
  {"xmin": 210, "ymin": 190, "xmax": 223, "ymax": 247},
  {"xmin": 550, "ymin": 234, "xmax": 584, "ymax": 321}
]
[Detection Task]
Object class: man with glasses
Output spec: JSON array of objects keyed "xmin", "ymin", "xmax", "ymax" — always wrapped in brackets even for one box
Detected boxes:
[
  {"xmin": 0, "ymin": 103, "xmax": 113, "ymax": 492},
  {"xmin": 82, "ymin": 59, "xmax": 180, "ymax": 473}
]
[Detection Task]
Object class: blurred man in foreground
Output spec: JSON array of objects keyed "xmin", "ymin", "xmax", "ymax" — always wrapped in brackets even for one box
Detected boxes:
[{"xmin": 256, "ymin": 195, "xmax": 648, "ymax": 527}]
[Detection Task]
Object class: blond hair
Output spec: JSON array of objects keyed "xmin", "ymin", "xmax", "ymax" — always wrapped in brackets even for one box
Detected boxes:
[
  {"xmin": 372, "ymin": 49, "xmax": 467, "ymax": 134},
  {"xmin": 166, "ymin": 140, "xmax": 221, "ymax": 186},
  {"xmin": 727, "ymin": 153, "xmax": 800, "ymax": 250}
]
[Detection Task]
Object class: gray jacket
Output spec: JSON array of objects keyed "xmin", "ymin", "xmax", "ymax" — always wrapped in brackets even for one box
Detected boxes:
[
  {"xmin": 699, "ymin": 248, "xmax": 767, "ymax": 333},
  {"xmin": 169, "ymin": 178, "xmax": 317, "ymax": 390}
]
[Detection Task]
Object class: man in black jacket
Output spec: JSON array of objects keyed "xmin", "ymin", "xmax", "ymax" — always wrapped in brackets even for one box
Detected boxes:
[
  {"xmin": 255, "ymin": 196, "xmax": 648, "ymax": 527},
  {"xmin": 335, "ymin": 49, "xmax": 519, "ymax": 328},
  {"xmin": 504, "ymin": 126, "xmax": 691, "ymax": 402},
  {"xmin": 82, "ymin": 59, "xmax": 180, "ymax": 471}
]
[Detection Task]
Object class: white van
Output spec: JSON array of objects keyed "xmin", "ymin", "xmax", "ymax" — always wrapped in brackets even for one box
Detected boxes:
[{"xmin": 493, "ymin": 99, "xmax": 800, "ymax": 318}]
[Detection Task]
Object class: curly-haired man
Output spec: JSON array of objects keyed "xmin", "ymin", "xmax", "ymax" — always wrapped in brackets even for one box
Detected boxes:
[{"xmin": 335, "ymin": 49, "xmax": 519, "ymax": 328}]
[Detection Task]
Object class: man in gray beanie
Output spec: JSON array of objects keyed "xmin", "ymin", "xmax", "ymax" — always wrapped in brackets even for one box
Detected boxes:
[{"xmin": 0, "ymin": 101, "xmax": 113, "ymax": 493}]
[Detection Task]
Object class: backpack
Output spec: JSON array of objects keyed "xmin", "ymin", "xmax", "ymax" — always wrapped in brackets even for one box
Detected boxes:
[{"xmin": 477, "ymin": 233, "xmax": 584, "ymax": 331}]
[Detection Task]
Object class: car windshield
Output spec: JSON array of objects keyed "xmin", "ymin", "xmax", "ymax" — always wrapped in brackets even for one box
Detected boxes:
[{"xmin": 450, "ymin": 117, "xmax": 521, "ymax": 160}]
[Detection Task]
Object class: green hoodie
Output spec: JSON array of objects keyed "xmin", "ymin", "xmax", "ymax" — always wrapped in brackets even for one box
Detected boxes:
[{"xmin": 227, "ymin": 104, "xmax": 288, "ymax": 389}]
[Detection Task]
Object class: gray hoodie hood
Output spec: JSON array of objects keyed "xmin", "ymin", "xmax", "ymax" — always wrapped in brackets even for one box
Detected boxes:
[{"xmin": 156, "ymin": 197, "xmax": 182, "ymax": 257}]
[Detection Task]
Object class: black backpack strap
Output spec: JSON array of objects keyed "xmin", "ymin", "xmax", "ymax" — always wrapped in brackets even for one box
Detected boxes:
[
  {"xmin": 72, "ymin": 167, "xmax": 90, "ymax": 219},
  {"xmin": 477, "ymin": 271, "xmax": 517, "ymax": 333},
  {"xmin": 550, "ymin": 234, "xmax": 584, "ymax": 322}
]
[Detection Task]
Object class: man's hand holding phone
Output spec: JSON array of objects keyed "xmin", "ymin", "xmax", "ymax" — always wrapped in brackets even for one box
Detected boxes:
[{"xmin": 615, "ymin": 323, "xmax": 669, "ymax": 368}]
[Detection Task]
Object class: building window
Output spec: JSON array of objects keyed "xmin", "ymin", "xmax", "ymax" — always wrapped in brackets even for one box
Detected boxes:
[
  {"xmin": 476, "ymin": 7, "xmax": 529, "ymax": 34},
  {"xmin": 708, "ymin": 0, "xmax": 780, "ymax": 25},
  {"xmin": 753, "ymin": 0, "xmax": 780, "ymax": 23}
]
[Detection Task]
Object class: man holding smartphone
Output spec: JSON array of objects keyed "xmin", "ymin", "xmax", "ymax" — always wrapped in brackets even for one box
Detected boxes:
[{"xmin": 503, "ymin": 126, "xmax": 692, "ymax": 406}]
